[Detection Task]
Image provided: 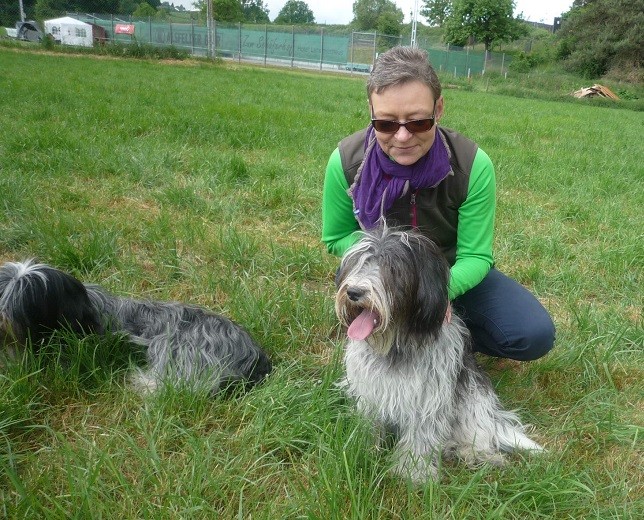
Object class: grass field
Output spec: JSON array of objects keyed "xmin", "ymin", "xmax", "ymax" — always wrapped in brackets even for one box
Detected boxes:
[{"xmin": 0, "ymin": 48, "xmax": 642, "ymax": 519}]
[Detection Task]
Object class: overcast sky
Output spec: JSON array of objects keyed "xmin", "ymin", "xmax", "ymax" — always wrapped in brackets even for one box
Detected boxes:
[{"xmin": 173, "ymin": 1, "xmax": 572, "ymax": 25}]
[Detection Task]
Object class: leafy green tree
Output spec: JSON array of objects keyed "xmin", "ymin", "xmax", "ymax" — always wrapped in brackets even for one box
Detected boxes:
[
  {"xmin": 241, "ymin": 0, "xmax": 270, "ymax": 23},
  {"xmin": 0, "ymin": 0, "xmax": 37, "ymax": 26},
  {"xmin": 420, "ymin": 0, "xmax": 452, "ymax": 27},
  {"xmin": 377, "ymin": 10, "xmax": 404, "ymax": 37},
  {"xmin": 119, "ymin": 0, "xmax": 141, "ymax": 13},
  {"xmin": 195, "ymin": 0, "xmax": 244, "ymax": 22},
  {"xmin": 34, "ymin": 0, "xmax": 67, "ymax": 19},
  {"xmin": 352, "ymin": 0, "xmax": 403, "ymax": 32},
  {"xmin": 557, "ymin": 0, "xmax": 643, "ymax": 78},
  {"xmin": 34, "ymin": 0, "xmax": 123, "ymax": 19},
  {"xmin": 133, "ymin": 1, "xmax": 157, "ymax": 17},
  {"xmin": 443, "ymin": 0, "xmax": 526, "ymax": 51},
  {"xmin": 274, "ymin": 0, "xmax": 315, "ymax": 25}
]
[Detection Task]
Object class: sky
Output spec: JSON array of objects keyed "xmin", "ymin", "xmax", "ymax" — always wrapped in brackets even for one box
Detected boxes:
[{"xmin": 173, "ymin": 1, "xmax": 573, "ymax": 25}]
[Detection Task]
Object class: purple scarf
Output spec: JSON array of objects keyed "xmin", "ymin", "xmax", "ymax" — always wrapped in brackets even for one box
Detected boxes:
[{"xmin": 349, "ymin": 126, "xmax": 452, "ymax": 229}]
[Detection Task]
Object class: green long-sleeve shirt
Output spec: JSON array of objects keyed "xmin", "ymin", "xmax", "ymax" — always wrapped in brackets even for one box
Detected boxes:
[{"xmin": 322, "ymin": 141, "xmax": 496, "ymax": 300}]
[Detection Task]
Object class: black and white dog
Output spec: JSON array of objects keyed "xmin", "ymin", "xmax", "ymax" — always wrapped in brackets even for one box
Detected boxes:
[
  {"xmin": 0, "ymin": 260, "xmax": 272, "ymax": 393},
  {"xmin": 335, "ymin": 227, "xmax": 542, "ymax": 482}
]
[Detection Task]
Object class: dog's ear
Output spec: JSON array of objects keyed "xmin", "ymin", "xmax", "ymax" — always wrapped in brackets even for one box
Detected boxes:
[
  {"xmin": 46, "ymin": 268, "xmax": 104, "ymax": 337},
  {"xmin": 409, "ymin": 237, "xmax": 450, "ymax": 338}
]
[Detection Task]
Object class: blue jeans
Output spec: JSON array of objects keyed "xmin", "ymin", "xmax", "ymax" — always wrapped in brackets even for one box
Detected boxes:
[{"xmin": 453, "ymin": 269, "xmax": 556, "ymax": 361}]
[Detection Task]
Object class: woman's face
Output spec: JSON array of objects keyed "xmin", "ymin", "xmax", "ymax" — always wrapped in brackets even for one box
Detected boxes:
[{"xmin": 369, "ymin": 80, "xmax": 444, "ymax": 166}]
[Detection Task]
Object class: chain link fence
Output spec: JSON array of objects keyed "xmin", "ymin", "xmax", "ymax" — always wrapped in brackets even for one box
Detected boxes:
[{"xmin": 70, "ymin": 13, "xmax": 511, "ymax": 77}]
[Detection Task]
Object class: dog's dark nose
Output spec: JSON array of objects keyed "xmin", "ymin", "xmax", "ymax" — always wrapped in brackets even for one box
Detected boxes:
[{"xmin": 346, "ymin": 287, "xmax": 365, "ymax": 302}]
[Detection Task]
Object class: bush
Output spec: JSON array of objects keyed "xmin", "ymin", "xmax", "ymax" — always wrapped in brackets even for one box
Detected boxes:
[
  {"xmin": 41, "ymin": 33, "xmax": 56, "ymax": 50},
  {"xmin": 95, "ymin": 42, "xmax": 189, "ymax": 60},
  {"xmin": 509, "ymin": 52, "xmax": 538, "ymax": 73}
]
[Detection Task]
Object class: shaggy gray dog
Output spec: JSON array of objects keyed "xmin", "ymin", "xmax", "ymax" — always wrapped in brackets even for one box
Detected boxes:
[
  {"xmin": 335, "ymin": 227, "xmax": 542, "ymax": 482},
  {"xmin": 0, "ymin": 260, "xmax": 271, "ymax": 393}
]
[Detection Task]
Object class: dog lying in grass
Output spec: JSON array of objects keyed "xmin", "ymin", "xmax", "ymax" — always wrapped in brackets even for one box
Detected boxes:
[{"xmin": 0, "ymin": 260, "xmax": 272, "ymax": 394}]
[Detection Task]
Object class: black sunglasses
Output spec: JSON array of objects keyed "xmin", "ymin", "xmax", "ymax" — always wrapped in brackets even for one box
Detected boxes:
[
  {"xmin": 370, "ymin": 117, "xmax": 436, "ymax": 134},
  {"xmin": 370, "ymin": 100, "xmax": 437, "ymax": 134}
]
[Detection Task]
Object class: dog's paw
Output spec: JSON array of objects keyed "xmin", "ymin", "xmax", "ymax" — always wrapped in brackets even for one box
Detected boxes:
[
  {"xmin": 392, "ymin": 451, "xmax": 438, "ymax": 484},
  {"xmin": 455, "ymin": 446, "xmax": 507, "ymax": 468}
]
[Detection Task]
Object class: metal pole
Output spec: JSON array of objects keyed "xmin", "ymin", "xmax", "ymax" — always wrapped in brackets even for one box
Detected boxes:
[
  {"xmin": 350, "ymin": 31, "xmax": 354, "ymax": 75},
  {"xmin": 410, "ymin": 0, "xmax": 419, "ymax": 48},
  {"xmin": 372, "ymin": 31, "xmax": 376, "ymax": 68},
  {"xmin": 206, "ymin": 0, "xmax": 213, "ymax": 59},
  {"xmin": 18, "ymin": 0, "xmax": 25, "ymax": 22},
  {"xmin": 320, "ymin": 27, "xmax": 323, "ymax": 70}
]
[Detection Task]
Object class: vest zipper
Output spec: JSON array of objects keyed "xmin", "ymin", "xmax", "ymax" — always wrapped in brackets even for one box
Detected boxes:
[{"xmin": 410, "ymin": 190, "xmax": 418, "ymax": 228}]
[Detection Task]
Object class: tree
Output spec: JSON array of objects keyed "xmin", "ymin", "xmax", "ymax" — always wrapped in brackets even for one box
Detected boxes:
[
  {"xmin": 352, "ymin": 0, "xmax": 403, "ymax": 32},
  {"xmin": 34, "ymin": 0, "xmax": 68, "ymax": 19},
  {"xmin": 0, "ymin": 0, "xmax": 16, "ymax": 26},
  {"xmin": 34, "ymin": 0, "xmax": 122, "ymax": 20},
  {"xmin": 195, "ymin": 0, "xmax": 244, "ymax": 22},
  {"xmin": 274, "ymin": 0, "xmax": 315, "ymax": 25},
  {"xmin": 241, "ymin": 0, "xmax": 270, "ymax": 23},
  {"xmin": 420, "ymin": 0, "xmax": 452, "ymax": 27},
  {"xmin": 119, "ymin": 0, "xmax": 142, "ymax": 14},
  {"xmin": 133, "ymin": 2, "xmax": 157, "ymax": 17},
  {"xmin": 443, "ymin": 0, "xmax": 526, "ymax": 52},
  {"xmin": 0, "ymin": 0, "xmax": 37, "ymax": 26},
  {"xmin": 557, "ymin": 0, "xmax": 643, "ymax": 79},
  {"xmin": 377, "ymin": 10, "xmax": 404, "ymax": 37}
]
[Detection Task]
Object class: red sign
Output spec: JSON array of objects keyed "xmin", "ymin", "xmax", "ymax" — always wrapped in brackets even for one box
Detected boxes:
[{"xmin": 115, "ymin": 24, "xmax": 135, "ymax": 35}]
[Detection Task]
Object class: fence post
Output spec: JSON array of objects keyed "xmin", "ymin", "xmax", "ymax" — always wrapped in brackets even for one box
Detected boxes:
[
  {"xmin": 264, "ymin": 24, "xmax": 267, "ymax": 66},
  {"xmin": 191, "ymin": 18, "xmax": 194, "ymax": 55},
  {"xmin": 501, "ymin": 53, "xmax": 505, "ymax": 76},
  {"xmin": 238, "ymin": 22, "xmax": 241, "ymax": 62},
  {"xmin": 111, "ymin": 14, "xmax": 114, "ymax": 43},
  {"xmin": 350, "ymin": 31, "xmax": 354, "ymax": 74},
  {"xmin": 320, "ymin": 26, "xmax": 324, "ymax": 70},
  {"xmin": 291, "ymin": 25, "xmax": 294, "ymax": 68},
  {"xmin": 372, "ymin": 31, "xmax": 376, "ymax": 68}
]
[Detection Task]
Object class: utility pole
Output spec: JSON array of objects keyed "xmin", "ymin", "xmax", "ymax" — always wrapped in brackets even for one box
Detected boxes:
[
  {"xmin": 410, "ymin": 0, "xmax": 419, "ymax": 48},
  {"xmin": 206, "ymin": 0, "xmax": 213, "ymax": 58}
]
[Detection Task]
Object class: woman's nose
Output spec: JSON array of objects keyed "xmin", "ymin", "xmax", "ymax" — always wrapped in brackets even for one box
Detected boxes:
[{"xmin": 394, "ymin": 124, "xmax": 413, "ymax": 140}]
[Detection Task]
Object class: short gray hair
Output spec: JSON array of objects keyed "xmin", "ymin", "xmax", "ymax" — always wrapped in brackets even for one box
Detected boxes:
[{"xmin": 367, "ymin": 46, "xmax": 442, "ymax": 101}]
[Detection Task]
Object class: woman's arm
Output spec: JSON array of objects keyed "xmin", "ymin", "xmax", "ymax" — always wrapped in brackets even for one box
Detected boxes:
[
  {"xmin": 449, "ymin": 148, "xmax": 496, "ymax": 299},
  {"xmin": 321, "ymin": 148, "xmax": 363, "ymax": 256}
]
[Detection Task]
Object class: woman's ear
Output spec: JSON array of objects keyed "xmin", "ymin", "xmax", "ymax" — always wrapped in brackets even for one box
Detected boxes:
[{"xmin": 435, "ymin": 96, "xmax": 444, "ymax": 122}]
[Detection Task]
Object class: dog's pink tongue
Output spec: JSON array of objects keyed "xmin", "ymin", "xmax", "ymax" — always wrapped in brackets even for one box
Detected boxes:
[{"xmin": 347, "ymin": 309, "xmax": 378, "ymax": 340}]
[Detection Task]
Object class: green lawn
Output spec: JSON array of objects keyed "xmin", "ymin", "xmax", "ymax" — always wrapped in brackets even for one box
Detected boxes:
[{"xmin": 0, "ymin": 48, "xmax": 642, "ymax": 519}]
